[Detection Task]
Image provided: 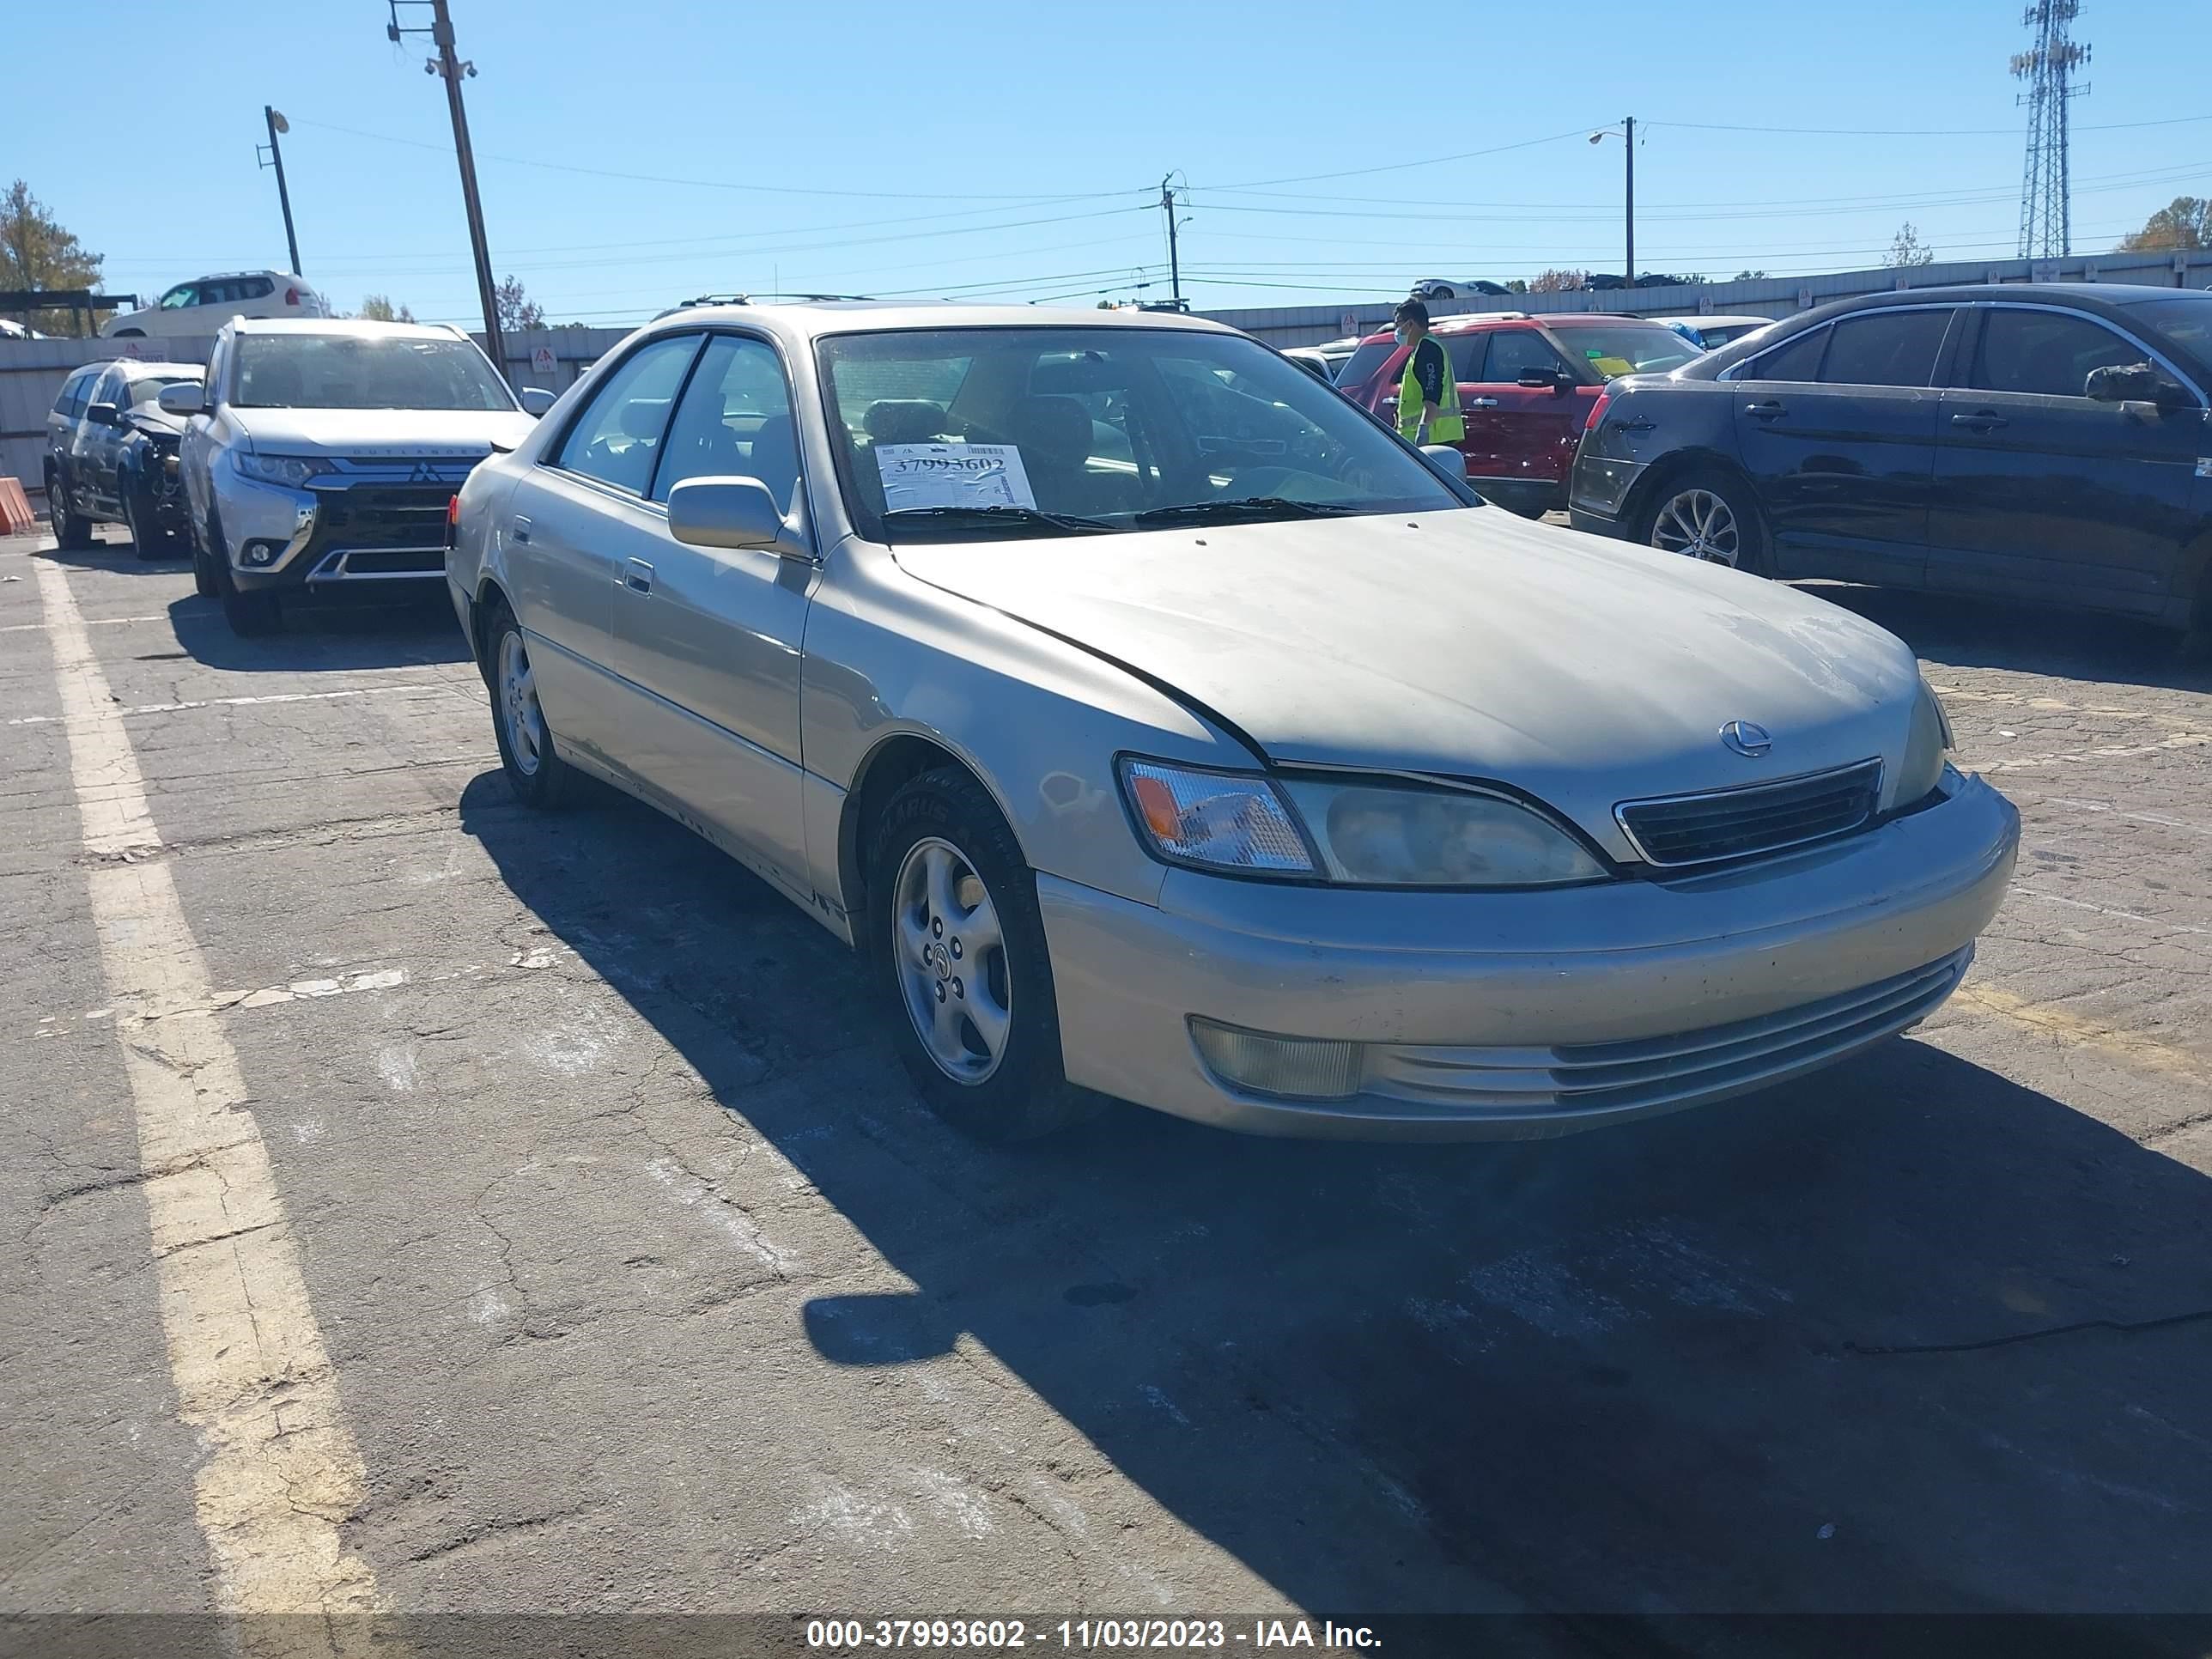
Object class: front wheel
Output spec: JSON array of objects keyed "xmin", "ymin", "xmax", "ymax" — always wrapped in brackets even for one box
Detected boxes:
[
  {"xmin": 486, "ymin": 599, "xmax": 571, "ymax": 808},
  {"xmin": 124, "ymin": 474, "xmax": 173, "ymax": 560},
  {"xmin": 1641, "ymin": 470, "xmax": 1769, "ymax": 576},
  {"xmin": 867, "ymin": 769, "xmax": 1102, "ymax": 1143}
]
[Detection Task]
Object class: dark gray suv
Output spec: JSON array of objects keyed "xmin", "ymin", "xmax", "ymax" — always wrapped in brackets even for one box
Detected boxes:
[{"xmin": 44, "ymin": 357, "xmax": 204, "ymax": 556}]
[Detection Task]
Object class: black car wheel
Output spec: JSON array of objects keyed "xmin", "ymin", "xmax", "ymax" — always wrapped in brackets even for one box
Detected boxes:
[
  {"xmin": 123, "ymin": 471, "xmax": 173, "ymax": 561},
  {"xmin": 48, "ymin": 471, "xmax": 93, "ymax": 550},
  {"xmin": 1642, "ymin": 469, "xmax": 1769, "ymax": 577}
]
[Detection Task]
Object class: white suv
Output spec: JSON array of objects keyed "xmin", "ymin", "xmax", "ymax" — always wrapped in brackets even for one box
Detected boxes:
[
  {"xmin": 100, "ymin": 270, "xmax": 333, "ymax": 339},
  {"xmin": 167, "ymin": 318, "xmax": 552, "ymax": 635}
]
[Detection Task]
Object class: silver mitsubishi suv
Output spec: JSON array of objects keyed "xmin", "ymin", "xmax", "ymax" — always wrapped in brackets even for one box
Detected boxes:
[{"xmin": 166, "ymin": 318, "xmax": 552, "ymax": 635}]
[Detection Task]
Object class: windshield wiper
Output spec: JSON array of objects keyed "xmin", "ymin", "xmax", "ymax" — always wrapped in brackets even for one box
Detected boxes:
[
  {"xmin": 882, "ymin": 504, "xmax": 1114, "ymax": 536},
  {"xmin": 1132, "ymin": 496, "xmax": 1364, "ymax": 526}
]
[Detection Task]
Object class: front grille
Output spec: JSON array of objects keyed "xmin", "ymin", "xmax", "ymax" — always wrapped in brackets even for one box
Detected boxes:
[
  {"xmin": 1363, "ymin": 948, "xmax": 1971, "ymax": 1119},
  {"xmin": 1616, "ymin": 758, "xmax": 1883, "ymax": 868},
  {"xmin": 315, "ymin": 486, "xmax": 453, "ymax": 550}
]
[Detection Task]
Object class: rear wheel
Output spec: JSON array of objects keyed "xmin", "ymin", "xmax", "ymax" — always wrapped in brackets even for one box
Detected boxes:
[
  {"xmin": 1641, "ymin": 469, "xmax": 1769, "ymax": 576},
  {"xmin": 867, "ymin": 768, "xmax": 1102, "ymax": 1143},
  {"xmin": 487, "ymin": 599, "xmax": 571, "ymax": 808},
  {"xmin": 48, "ymin": 471, "xmax": 93, "ymax": 550}
]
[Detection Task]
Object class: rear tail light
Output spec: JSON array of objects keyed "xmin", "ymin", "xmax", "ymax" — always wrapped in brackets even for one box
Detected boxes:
[
  {"xmin": 1583, "ymin": 386, "xmax": 1613, "ymax": 432},
  {"xmin": 284, "ymin": 287, "xmax": 300, "ymax": 307},
  {"xmin": 445, "ymin": 494, "xmax": 460, "ymax": 550}
]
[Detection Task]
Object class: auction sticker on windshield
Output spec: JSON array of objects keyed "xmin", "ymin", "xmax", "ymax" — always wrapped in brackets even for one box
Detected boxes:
[{"xmin": 877, "ymin": 443, "xmax": 1036, "ymax": 511}]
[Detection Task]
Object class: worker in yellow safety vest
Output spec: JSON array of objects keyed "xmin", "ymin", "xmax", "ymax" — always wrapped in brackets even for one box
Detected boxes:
[{"xmin": 1393, "ymin": 298, "xmax": 1463, "ymax": 444}]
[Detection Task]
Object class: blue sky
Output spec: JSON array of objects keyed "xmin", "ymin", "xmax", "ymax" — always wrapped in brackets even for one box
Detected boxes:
[{"xmin": 4, "ymin": 0, "xmax": 2205, "ymax": 328}]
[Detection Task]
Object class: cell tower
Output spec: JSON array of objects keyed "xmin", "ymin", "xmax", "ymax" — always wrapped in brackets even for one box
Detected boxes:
[{"xmin": 2013, "ymin": 0, "xmax": 2091, "ymax": 258}]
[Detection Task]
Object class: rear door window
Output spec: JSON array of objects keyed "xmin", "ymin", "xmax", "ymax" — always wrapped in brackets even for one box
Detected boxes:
[
  {"xmin": 240, "ymin": 276, "xmax": 275, "ymax": 301},
  {"xmin": 55, "ymin": 368, "xmax": 92, "ymax": 416},
  {"xmin": 1817, "ymin": 309, "xmax": 1952, "ymax": 388},
  {"xmin": 553, "ymin": 333, "xmax": 702, "ymax": 495},
  {"xmin": 1968, "ymin": 308, "xmax": 2148, "ymax": 398}
]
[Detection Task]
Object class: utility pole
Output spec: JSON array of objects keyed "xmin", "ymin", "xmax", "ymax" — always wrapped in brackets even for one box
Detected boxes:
[
  {"xmin": 2013, "ymin": 0, "xmax": 2090, "ymax": 258},
  {"xmin": 1623, "ymin": 114, "xmax": 1635, "ymax": 284},
  {"xmin": 1159, "ymin": 176, "xmax": 1184, "ymax": 308},
  {"xmin": 388, "ymin": 0, "xmax": 507, "ymax": 378},
  {"xmin": 258, "ymin": 107, "xmax": 302, "ymax": 276}
]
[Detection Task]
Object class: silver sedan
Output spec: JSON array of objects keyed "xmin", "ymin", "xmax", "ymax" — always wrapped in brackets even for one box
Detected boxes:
[{"xmin": 447, "ymin": 302, "xmax": 2019, "ymax": 1141}]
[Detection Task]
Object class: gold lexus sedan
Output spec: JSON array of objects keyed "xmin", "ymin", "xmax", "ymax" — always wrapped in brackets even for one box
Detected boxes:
[{"xmin": 447, "ymin": 301, "xmax": 2018, "ymax": 1143}]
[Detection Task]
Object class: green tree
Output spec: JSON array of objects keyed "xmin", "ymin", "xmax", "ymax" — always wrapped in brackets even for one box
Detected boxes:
[
  {"xmin": 495, "ymin": 275, "xmax": 545, "ymax": 331},
  {"xmin": 1734, "ymin": 269, "xmax": 1770, "ymax": 281},
  {"xmin": 2118, "ymin": 196, "xmax": 2211, "ymax": 252},
  {"xmin": 1503, "ymin": 278, "xmax": 1529, "ymax": 295},
  {"xmin": 1887, "ymin": 222, "xmax": 1935, "ymax": 267},
  {"xmin": 0, "ymin": 180, "xmax": 105, "ymax": 336},
  {"xmin": 357, "ymin": 295, "xmax": 416, "ymax": 323}
]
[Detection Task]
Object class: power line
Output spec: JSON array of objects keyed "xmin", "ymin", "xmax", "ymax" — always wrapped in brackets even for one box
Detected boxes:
[{"xmin": 1194, "ymin": 125, "xmax": 1603, "ymax": 192}]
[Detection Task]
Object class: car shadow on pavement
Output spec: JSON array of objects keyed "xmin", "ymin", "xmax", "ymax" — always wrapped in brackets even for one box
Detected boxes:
[
  {"xmin": 1804, "ymin": 583, "xmax": 2212, "ymax": 694},
  {"xmin": 166, "ymin": 591, "xmax": 472, "ymax": 672},
  {"xmin": 459, "ymin": 775, "xmax": 2212, "ymax": 1650}
]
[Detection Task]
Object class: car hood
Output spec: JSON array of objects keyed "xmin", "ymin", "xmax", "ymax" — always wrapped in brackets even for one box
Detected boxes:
[
  {"xmin": 228, "ymin": 407, "xmax": 536, "ymax": 456},
  {"xmin": 891, "ymin": 507, "xmax": 1925, "ymax": 861},
  {"xmin": 126, "ymin": 405, "xmax": 186, "ymax": 440}
]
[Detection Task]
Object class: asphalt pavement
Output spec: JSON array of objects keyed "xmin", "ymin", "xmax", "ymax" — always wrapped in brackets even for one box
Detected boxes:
[{"xmin": 3, "ymin": 526, "xmax": 2210, "ymax": 1657}]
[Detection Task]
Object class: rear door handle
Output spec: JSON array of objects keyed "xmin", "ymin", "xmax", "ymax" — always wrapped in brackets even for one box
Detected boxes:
[
  {"xmin": 1744, "ymin": 400, "xmax": 1787, "ymax": 420},
  {"xmin": 1950, "ymin": 410, "xmax": 2009, "ymax": 432},
  {"xmin": 1467, "ymin": 396, "xmax": 1500, "ymax": 409},
  {"xmin": 509, "ymin": 515, "xmax": 531, "ymax": 544},
  {"xmin": 625, "ymin": 558, "xmax": 654, "ymax": 594}
]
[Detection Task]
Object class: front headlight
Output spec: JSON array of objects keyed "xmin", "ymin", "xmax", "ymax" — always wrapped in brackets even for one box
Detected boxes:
[
  {"xmin": 1897, "ymin": 676, "xmax": 1955, "ymax": 803},
  {"xmin": 1118, "ymin": 759, "xmax": 1605, "ymax": 888},
  {"xmin": 234, "ymin": 452, "xmax": 332, "ymax": 488}
]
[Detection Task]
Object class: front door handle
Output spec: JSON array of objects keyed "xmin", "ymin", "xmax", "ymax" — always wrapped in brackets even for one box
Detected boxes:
[
  {"xmin": 1744, "ymin": 400, "xmax": 1787, "ymax": 420},
  {"xmin": 625, "ymin": 558, "xmax": 654, "ymax": 594},
  {"xmin": 1949, "ymin": 410, "xmax": 2009, "ymax": 432},
  {"xmin": 1467, "ymin": 396, "xmax": 1500, "ymax": 409},
  {"xmin": 509, "ymin": 515, "xmax": 531, "ymax": 544}
]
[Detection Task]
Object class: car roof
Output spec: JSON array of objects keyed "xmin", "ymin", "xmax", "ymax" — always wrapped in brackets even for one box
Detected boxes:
[
  {"xmin": 641, "ymin": 300, "xmax": 1244, "ymax": 346},
  {"xmin": 185, "ymin": 270, "xmax": 305, "ymax": 283},
  {"xmin": 1683, "ymin": 315, "xmax": 1779, "ymax": 328},
  {"xmin": 113, "ymin": 359, "xmax": 204, "ymax": 375},
  {"xmin": 222, "ymin": 317, "xmax": 467, "ymax": 341}
]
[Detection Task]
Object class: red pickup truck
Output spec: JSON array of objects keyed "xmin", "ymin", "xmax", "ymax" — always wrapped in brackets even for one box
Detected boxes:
[{"xmin": 1335, "ymin": 311, "xmax": 1703, "ymax": 516}]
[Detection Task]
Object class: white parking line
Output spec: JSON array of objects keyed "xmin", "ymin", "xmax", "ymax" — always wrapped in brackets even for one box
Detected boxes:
[
  {"xmin": 5, "ymin": 682, "xmax": 470, "ymax": 727},
  {"xmin": 0, "ymin": 612, "xmax": 169, "ymax": 634},
  {"xmin": 30, "ymin": 558, "xmax": 383, "ymax": 1632}
]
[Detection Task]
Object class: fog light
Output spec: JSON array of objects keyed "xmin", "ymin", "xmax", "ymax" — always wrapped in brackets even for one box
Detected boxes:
[
  {"xmin": 1189, "ymin": 1018, "xmax": 1364, "ymax": 1101},
  {"xmin": 246, "ymin": 543, "xmax": 276, "ymax": 566}
]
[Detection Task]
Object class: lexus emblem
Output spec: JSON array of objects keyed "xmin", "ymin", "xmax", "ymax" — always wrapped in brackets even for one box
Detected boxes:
[{"xmin": 1720, "ymin": 720, "xmax": 1773, "ymax": 758}]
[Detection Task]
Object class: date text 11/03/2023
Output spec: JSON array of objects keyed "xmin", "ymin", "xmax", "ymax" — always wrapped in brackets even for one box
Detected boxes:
[{"xmin": 805, "ymin": 1619, "xmax": 1383, "ymax": 1650}]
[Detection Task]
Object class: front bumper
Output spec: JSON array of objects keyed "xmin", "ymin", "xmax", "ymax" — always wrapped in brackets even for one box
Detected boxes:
[
  {"xmin": 212, "ymin": 467, "xmax": 457, "ymax": 593},
  {"xmin": 1039, "ymin": 772, "xmax": 2019, "ymax": 1139}
]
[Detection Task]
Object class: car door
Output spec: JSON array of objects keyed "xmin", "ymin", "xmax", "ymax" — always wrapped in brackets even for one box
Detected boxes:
[
  {"xmin": 1729, "ymin": 305, "xmax": 1957, "ymax": 586},
  {"xmin": 608, "ymin": 330, "xmax": 814, "ymax": 903},
  {"xmin": 180, "ymin": 335, "xmax": 228, "ymax": 533},
  {"xmin": 1457, "ymin": 327, "xmax": 1586, "ymax": 493},
  {"xmin": 76, "ymin": 365, "xmax": 129, "ymax": 510},
  {"xmin": 1929, "ymin": 303, "xmax": 2207, "ymax": 616},
  {"xmin": 48, "ymin": 367, "xmax": 96, "ymax": 496},
  {"xmin": 503, "ymin": 331, "xmax": 706, "ymax": 768},
  {"xmin": 149, "ymin": 281, "xmax": 202, "ymax": 339}
]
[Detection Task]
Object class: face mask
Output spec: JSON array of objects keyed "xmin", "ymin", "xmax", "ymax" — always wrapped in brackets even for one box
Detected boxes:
[{"xmin": 1394, "ymin": 326, "xmax": 1409, "ymax": 344}]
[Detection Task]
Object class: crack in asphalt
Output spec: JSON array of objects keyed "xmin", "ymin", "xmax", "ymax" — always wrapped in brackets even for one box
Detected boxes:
[{"xmin": 1844, "ymin": 1306, "xmax": 2212, "ymax": 1356}]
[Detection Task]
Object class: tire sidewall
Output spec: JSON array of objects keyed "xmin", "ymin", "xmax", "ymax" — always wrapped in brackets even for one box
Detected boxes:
[
  {"xmin": 485, "ymin": 602, "xmax": 568, "ymax": 807},
  {"xmin": 867, "ymin": 771, "xmax": 1073, "ymax": 1139}
]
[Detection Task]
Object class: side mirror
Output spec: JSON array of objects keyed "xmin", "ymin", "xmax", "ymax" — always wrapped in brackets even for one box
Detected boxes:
[
  {"xmin": 666, "ymin": 476, "xmax": 805, "ymax": 556},
  {"xmin": 1517, "ymin": 367, "xmax": 1573, "ymax": 397},
  {"xmin": 519, "ymin": 386, "xmax": 556, "ymax": 416},
  {"xmin": 1419, "ymin": 443, "xmax": 1468, "ymax": 482},
  {"xmin": 86, "ymin": 401, "xmax": 121, "ymax": 427},
  {"xmin": 157, "ymin": 383, "xmax": 204, "ymax": 416},
  {"xmin": 2085, "ymin": 362, "xmax": 2190, "ymax": 410}
]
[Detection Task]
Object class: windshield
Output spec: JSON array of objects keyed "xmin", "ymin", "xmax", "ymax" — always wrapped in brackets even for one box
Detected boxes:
[
  {"xmin": 1547, "ymin": 323, "xmax": 1706, "ymax": 379},
  {"xmin": 818, "ymin": 326, "xmax": 1465, "ymax": 543},
  {"xmin": 1334, "ymin": 337, "xmax": 1399, "ymax": 392},
  {"xmin": 234, "ymin": 335, "xmax": 515, "ymax": 411},
  {"xmin": 2121, "ymin": 296, "xmax": 2212, "ymax": 368},
  {"xmin": 125, "ymin": 373, "xmax": 198, "ymax": 408}
]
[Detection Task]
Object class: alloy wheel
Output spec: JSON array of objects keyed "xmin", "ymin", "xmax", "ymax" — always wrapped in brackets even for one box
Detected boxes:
[
  {"xmin": 1650, "ymin": 488, "xmax": 1741, "ymax": 566},
  {"xmin": 891, "ymin": 836, "xmax": 1012, "ymax": 1085},
  {"xmin": 497, "ymin": 629, "xmax": 546, "ymax": 777}
]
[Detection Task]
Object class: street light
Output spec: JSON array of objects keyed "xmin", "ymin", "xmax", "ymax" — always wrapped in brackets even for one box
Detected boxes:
[{"xmin": 1589, "ymin": 117, "xmax": 1636, "ymax": 284}]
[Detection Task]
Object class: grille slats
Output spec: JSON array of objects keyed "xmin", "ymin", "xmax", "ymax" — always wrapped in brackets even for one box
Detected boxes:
[{"xmin": 1617, "ymin": 758, "xmax": 1883, "ymax": 867}]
